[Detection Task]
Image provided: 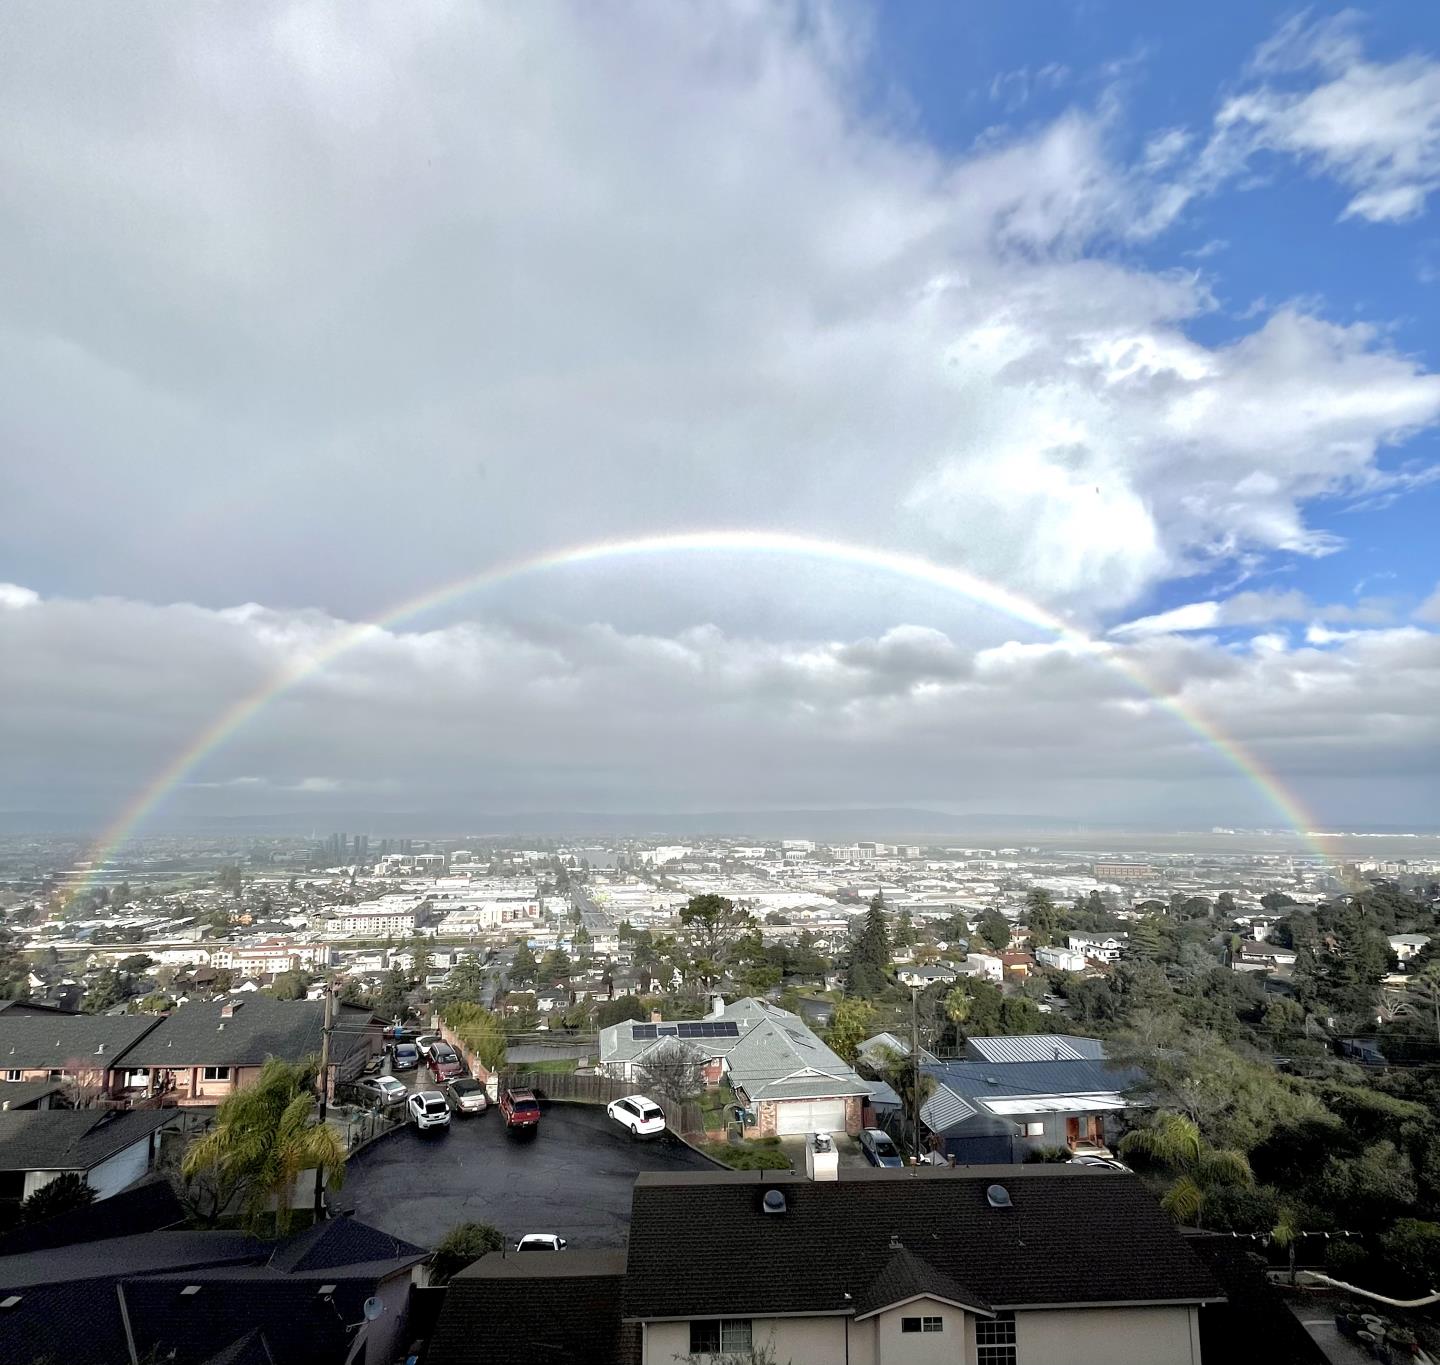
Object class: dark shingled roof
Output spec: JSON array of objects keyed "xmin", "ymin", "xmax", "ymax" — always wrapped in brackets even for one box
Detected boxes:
[
  {"xmin": 198, "ymin": 1328, "xmax": 276, "ymax": 1365},
  {"xmin": 117, "ymin": 995, "xmax": 367, "ymax": 1068},
  {"xmin": 0, "ymin": 1174, "xmax": 183, "ymax": 1256},
  {"xmin": 853, "ymin": 1243, "xmax": 991, "ymax": 1319},
  {"xmin": 0, "ymin": 1106, "xmax": 176, "ymax": 1172},
  {"xmin": 0, "ymin": 1010, "xmax": 162, "ymax": 1068},
  {"xmin": 0, "ymin": 1078, "xmax": 67, "ymax": 1109},
  {"xmin": 623, "ymin": 1167, "xmax": 1222, "ymax": 1320},
  {"xmin": 427, "ymin": 1251, "xmax": 629, "ymax": 1365},
  {"xmin": 265, "ymin": 1210, "xmax": 426, "ymax": 1273}
]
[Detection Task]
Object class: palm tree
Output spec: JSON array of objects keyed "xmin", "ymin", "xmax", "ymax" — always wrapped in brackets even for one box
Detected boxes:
[
  {"xmin": 182, "ymin": 1057, "xmax": 347, "ymax": 1235},
  {"xmin": 1119, "ymin": 1111, "xmax": 1252, "ymax": 1229}
]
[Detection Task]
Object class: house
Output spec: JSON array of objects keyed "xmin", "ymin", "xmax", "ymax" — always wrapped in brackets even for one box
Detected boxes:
[
  {"xmin": 895, "ymin": 963, "xmax": 957, "ymax": 989},
  {"xmin": 0, "ymin": 1107, "xmax": 180, "ymax": 1206},
  {"xmin": 1067, "ymin": 932, "xmax": 1128, "ymax": 963},
  {"xmin": 921, "ymin": 1053, "xmax": 1144, "ymax": 1162},
  {"xmin": 431, "ymin": 1166, "xmax": 1224, "ymax": 1365},
  {"xmin": 1035, "ymin": 944, "xmax": 1088, "ymax": 972},
  {"xmin": 111, "ymin": 994, "xmax": 378, "ymax": 1106},
  {"xmin": 955, "ymin": 952, "xmax": 1003, "ymax": 982},
  {"xmin": 997, "ymin": 950, "xmax": 1035, "ymax": 978},
  {"xmin": 599, "ymin": 997, "xmax": 870, "ymax": 1137},
  {"xmin": 856, "ymin": 1032, "xmax": 938, "ymax": 1070},
  {"xmin": 0, "ymin": 1079, "xmax": 65, "ymax": 1111},
  {"xmin": 0, "ymin": 1011, "xmax": 163, "ymax": 1098},
  {"xmin": 1231, "ymin": 941, "xmax": 1298, "ymax": 973},
  {"xmin": 1389, "ymin": 933, "xmax": 1431, "ymax": 962},
  {"xmin": 0, "ymin": 1214, "xmax": 427, "ymax": 1365}
]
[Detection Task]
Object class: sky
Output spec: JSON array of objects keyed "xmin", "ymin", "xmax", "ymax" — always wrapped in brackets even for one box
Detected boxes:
[{"xmin": 2, "ymin": 1, "xmax": 1439, "ymax": 835}]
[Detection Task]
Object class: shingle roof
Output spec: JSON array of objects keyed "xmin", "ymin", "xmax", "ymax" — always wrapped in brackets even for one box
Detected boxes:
[
  {"xmin": 427, "ymin": 1251, "xmax": 629, "ymax": 1365},
  {"xmin": 265, "ymin": 1211, "xmax": 425, "ymax": 1273},
  {"xmin": 0, "ymin": 1106, "xmax": 176, "ymax": 1172},
  {"xmin": 622, "ymin": 1167, "xmax": 1222, "ymax": 1319},
  {"xmin": 0, "ymin": 1174, "xmax": 183, "ymax": 1256},
  {"xmin": 117, "ymin": 995, "xmax": 366, "ymax": 1068},
  {"xmin": 0, "ymin": 1011, "xmax": 162, "ymax": 1069},
  {"xmin": 198, "ymin": 1327, "xmax": 276, "ymax": 1365},
  {"xmin": 853, "ymin": 1243, "xmax": 991, "ymax": 1319},
  {"xmin": 0, "ymin": 1078, "xmax": 67, "ymax": 1109}
]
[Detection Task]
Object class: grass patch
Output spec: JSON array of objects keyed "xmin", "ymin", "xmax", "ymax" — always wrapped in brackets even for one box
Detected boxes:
[
  {"xmin": 698, "ymin": 1139, "xmax": 792, "ymax": 1172},
  {"xmin": 519, "ymin": 1059, "xmax": 580, "ymax": 1074}
]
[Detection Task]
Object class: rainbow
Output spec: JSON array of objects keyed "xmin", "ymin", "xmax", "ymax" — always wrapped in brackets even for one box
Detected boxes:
[{"xmin": 66, "ymin": 530, "xmax": 1331, "ymax": 897}]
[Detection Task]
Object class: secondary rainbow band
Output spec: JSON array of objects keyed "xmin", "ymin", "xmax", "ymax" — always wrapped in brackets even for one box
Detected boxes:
[{"xmin": 67, "ymin": 530, "xmax": 1330, "ymax": 897}]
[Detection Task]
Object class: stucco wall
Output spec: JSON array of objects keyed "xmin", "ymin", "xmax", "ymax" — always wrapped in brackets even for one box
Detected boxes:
[
  {"xmin": 873, "ymin": 1302, "xmax": 970, "ymax": 1365},
  {"xmin": 1017, "ymin": 1304, "xmax": 1201, "ymax": 1365},
  {"xmin": 643, "ymin": 1316, "xmax": 852, "ymax": 1365},
  {"xmin": 364, "ymin": 1269, "xmax": 415, "ymax": 1365}
]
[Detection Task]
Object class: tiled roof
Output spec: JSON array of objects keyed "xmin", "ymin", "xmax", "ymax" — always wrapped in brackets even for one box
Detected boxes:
[
  {"xmin": 623, "ymin": 1168, "xmax": 1222, "ymax": 1320},
  {"xmin": 0, "ymin": 1011, "xmax": 162, "ymax": 1069},
  {"xmin": 427, "ymin": 1251, "xmax": 629, "ymax": 1365},
  {"xmin": 116, "ymin": 995, "xmax": 367, "ymax": 1068}
]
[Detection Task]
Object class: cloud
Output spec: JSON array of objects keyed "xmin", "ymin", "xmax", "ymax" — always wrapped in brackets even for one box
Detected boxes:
[
  {"xmin": 1209, "ymin": 14, "xmax": 1440, "ymax": 223},
  {"xmin": 0, "ymin": 4, "xmax": 1436, "ymax": 629},
  {"xmin": 1, "ymin": 588, "xmax": 1436, "ymax": 827},
  {"xmin": 1112, "ymin": 588, "xmax": 1396, "ymax": 638},
  {"xmin": 1418, "ymin": 583, "xmax": 1440, "ymax": 624},
  {"xmin": 0, "ymin": 584, "xmax": 39, "ymax": 610}
]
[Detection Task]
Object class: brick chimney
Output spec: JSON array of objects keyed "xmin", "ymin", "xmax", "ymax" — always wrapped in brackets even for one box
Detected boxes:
[{"xmin": 650, "ymin": 1009, "xmax": 663, "ymax": 1024}]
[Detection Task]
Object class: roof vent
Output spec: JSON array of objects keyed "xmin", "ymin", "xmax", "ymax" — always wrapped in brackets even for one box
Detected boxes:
[
  {"xmin": 761, "ymin": 1189, "xmax": 787, "ymax": 1216},
  {"xmin": 317, "ymin": 1284, "xmax": 337, "ymax": 1296},
  {"xmin": 986, "ymin": 1184, "xmax": 1013, "ymax": 1209},
  {"xmin": 180, "ymin": 1285, "xmax": 202, "ymax": 1296},
  {"xmin": 96, "ymin": 1044, "xmax": 105, "ymax": 1055},
  {"xmin": 985, "ymin": 1076, "xmax": 997, "ymax": 1085},
  {"xmin": 0, "ymin": 1295, "xmax": 20, "ymax": 1309}
]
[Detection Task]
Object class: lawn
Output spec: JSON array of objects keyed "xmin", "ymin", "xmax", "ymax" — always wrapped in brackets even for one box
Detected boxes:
[
  {"xmin": 697, "ymin": 1137, "xmax": 792, "ymax": 1171},
  {"xmin": 518, "ymin": 1058, "xmax": 581, "ymax": 1074}
]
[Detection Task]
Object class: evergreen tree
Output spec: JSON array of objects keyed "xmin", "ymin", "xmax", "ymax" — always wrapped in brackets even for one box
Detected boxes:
[
  {"xmin": 441, "ymin": 953, "xmax": 489, "ymax": 1004},
  {"xmin": 976, "ymin": 910, "xmax": 1011, "ymax": 952},
  {"xmin": 377, "ymin": 966, "xmax": 409, "ymax": 1021},
  {"xmin": 892, "ymin": 910, "xmax": 916, "ymax": 949},
  {"xmin": 846, "ymin": 893, "xmax": 890, "ymax": 997},
  {"xmin": 540, "ymin": 946, "xmax": 572, "ymax": 983},
  {"xmin": 510, "ymin": 942, "xmax": 539, "ymax": 986}
]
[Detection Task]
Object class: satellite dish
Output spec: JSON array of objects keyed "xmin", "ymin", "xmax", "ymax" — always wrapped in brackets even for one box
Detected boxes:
[{"xmin": 362, "ymin": 1297, "xmax": 385, "ymax": 1322}]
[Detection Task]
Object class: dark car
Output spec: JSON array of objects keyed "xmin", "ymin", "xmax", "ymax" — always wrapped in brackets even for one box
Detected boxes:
[
  {"xmin": 428, "ymin": 1043, "xmax": 464, "ymax": 1082},
  {"xmin": 391, "ymin": 1042, "xmax": 421, "ymax": 1071},
  {"xmin": 859, "ymin": 1127, "xmax": 904, "ymax": 1168}
]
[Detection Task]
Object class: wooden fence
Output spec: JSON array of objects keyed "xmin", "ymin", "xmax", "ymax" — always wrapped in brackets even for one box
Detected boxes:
[{"xmin": 504, "ymin": 1069, "xmax": 705, "ymax": 1137}]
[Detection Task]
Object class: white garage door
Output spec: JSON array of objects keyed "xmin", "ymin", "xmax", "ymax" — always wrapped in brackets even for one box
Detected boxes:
[{"xmin": 775, "ymin": 1098, "xmax": 847, "ymax": 1136}]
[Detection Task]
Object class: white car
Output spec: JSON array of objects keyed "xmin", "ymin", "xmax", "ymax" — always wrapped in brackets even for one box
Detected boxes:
[
  {"xmin": 606, "ymin": 1094, "xmax": 667, "ymax": 1138},
  {"xmin": 1066, "ymin": 1155, "xmax": 1130, "ymax": 1172},
  {"xmin": 516, "ymin": 1233, "xmax": 567, "ymax": 1251},
  {"xmin": 408, "ymin": 1089, "xmax": 451, "ymax": 1131},
  {"xmin": 415, "ymin": 1033, "xmax": 442, "ymax": 1060},
  {"xmin": 353, "ymin": 1075, "xmax": 408, "ymax": 1108}
]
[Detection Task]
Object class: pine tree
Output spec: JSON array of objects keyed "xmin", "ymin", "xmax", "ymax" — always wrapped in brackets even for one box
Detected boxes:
[{"xmin": 846, "ymin": 893, "xmax": 891, "ymax": 997}]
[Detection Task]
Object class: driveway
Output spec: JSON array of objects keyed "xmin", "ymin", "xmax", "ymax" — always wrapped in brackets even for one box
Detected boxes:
[{"xmin": 339, "ymin": 1100, "xmax": 713, "ymax": 1249}]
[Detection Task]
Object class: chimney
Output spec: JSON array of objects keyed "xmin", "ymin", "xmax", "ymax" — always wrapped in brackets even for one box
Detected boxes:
[
  {"xmin": 220, "ymin": 1001, "xmax": 238, "ymax": 1018},
  {"xmin": 650, "ymin": 1009, "xmax": 663, "ymax": 1024},
  {"xmin": 707, "ymin": 995, "xmax": 725, "ymax": 1020}
]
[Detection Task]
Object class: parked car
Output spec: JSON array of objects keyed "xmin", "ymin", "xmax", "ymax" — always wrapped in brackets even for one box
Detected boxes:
[
  {"xmin": 351, "ymin": 1075, "xmax": 408, "ymax": 1109},
  {"xmin": 408, "ymin": 1090, "xmax": 451, "ymax": 1131},
  {"xmin": 391, "ymin": 1042, "xmax": 421, "ymax": 1071},
  {"xmin": 605, "ymin": 1094, "xmax": 666, "ymax": 1138},
  {"xmin": 500, "ymin": 1088, "xmax": 541, "ymax": 1131},
  {"xmin": 1066, "ymin": 1155, "xmax": 1131, "ymax": 1172},
  {"xmin": 516, "ymin": 1233, "xmax": 567, "ymax": 1251},
  {"xmin": 446, "ymin": 1076, "xmax": 488, "ymax": 1116},
  {"xmin": 859, "ymin": 1128, "xmax": 904, "ymax": 1168},
  {"xmin": 415, "ymin": 1033, "xmax": 442, "ymax": 1060},
  {"xmin": 427, "ymin": 1043, "xmax": 464, "ymax": 1083}
]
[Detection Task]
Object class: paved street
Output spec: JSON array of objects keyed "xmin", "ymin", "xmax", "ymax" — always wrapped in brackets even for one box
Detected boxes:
[{"xmin": 340, "ymin": 1100, "xmax": 712, "ymax": 1249}]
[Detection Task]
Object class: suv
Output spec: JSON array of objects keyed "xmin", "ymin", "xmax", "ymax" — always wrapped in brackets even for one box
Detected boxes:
[
  {"xmin": 427, "ymin": 1043, "xmax": 464, "ymax": 1083},
  {"xmin": 408, "ymin": 1090, "xmax": 451, "ymax": 1132},
  {"xmin": 500, "ymin": 1088, "xmax": 541, "ymax": 1131},
  {"xmin": 606, "ymin": 1094, "xmax": 666, "ymax": 1138}
]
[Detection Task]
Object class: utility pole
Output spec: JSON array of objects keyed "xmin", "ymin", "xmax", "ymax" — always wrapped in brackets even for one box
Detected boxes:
[
  {"xmin": 315, "ymin": 982, "xmax": 333, "ymax": 1218},
  {"xmin": 910, "ymin": 985, "xmax": 921, "ymax": 1165}
]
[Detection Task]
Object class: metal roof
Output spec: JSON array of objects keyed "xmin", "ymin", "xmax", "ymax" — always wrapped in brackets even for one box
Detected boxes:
[{"xmin": 961, "ymin": 1034, "xmax": 1106, "ymax": 1064}]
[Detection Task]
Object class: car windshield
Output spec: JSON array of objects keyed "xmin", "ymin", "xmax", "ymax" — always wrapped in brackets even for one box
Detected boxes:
[
  {"xmin": 512, "ymin": 1099, "xmax": 539, "ymax": 1112},
  {"xmin": 452, "ymin": 1078, "xmax": 480, "ymax": 1093},
  {"xmin": 872, "ymin": 1135, "xmax": 898, "ymax": 1156}
]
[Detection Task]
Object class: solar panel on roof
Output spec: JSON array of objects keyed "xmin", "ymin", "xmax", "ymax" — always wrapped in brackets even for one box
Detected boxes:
[
  {"xmin": 632, "ymin": 1025, "xmax": 656, "ymax": 1040},
  {"xmin": 657, "ymin": 1025, "xmax": 678, "ymax": 1035},
  {"xmin": 715, "ymin": 1022, "xmax": 739, "ymax": 1036}
]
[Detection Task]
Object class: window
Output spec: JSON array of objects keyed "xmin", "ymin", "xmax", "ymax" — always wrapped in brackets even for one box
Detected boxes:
[
  {"xmin": 202, "ymin": 1066, "xmax": 231, "ymax": 1081},
  {"xmin": 689, "ymin": 1320, "xmax": 752, "ymax": 1354},
  {"xmin": 3, "ymin": 1071, "xmax": 20, "ymax": 1083},
  {"xmin": 1021, "ymin": 1121, "xmax": 1045, "ymax": 1137},
  {"xmin": 901, "ymin": 1316, "xmax": 944, "ymax": 1333},
  {"xmin": 47, "ymin": 1070, "xmax": 64, "ymax": 1081},
  {"xmin": 976, "ymin": 1311, "xmax": 1016, "ymax": 1364}
]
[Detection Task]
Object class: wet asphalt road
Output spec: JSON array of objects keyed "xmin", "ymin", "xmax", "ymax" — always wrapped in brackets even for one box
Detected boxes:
[{"xmin": 340, "ymin": 1101, "xmax": 711, "ymax": 1249}]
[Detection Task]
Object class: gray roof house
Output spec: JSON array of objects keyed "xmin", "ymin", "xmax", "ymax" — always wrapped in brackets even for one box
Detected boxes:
[
  {"xmin": 921, "ymin": 1053, "xmax": 1145, "ymax": 1163},
  {"xmin": 600, "ymin": 997, "xmax": 870, "ymax": 1137},
  {"xmin": 0, "ymin": 1011, "xmax": 163, "ymax": 1095},
  {"xmin": 0, "ymin": 1107, "xmax": 180, "ymax": 1205}
]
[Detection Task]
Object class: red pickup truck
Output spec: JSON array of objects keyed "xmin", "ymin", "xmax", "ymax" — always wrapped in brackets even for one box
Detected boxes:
[{"xmin": 500, "ymin": 1088, "xmax": 541, "ymax": 1131}]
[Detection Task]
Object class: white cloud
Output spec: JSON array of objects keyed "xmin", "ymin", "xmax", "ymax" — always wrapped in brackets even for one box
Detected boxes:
[
  {"xmin": 1, "ymin": 589, "xmax": 1436, "ymax": 826},
  {"xmin": 0, "ymin": 584, "xmax": 39, "ymax": 610},
  {"xmin": 1417, "ymin": 583, "xmax": 1440, "ymax": 624},
  {"xmin": 1113, "ymin": 588, "xmax": 1396, "ymax": 638},
  {"xmin": 0, "ymin": 5, "xmax": 1435, "ymax": 627},
  {"xmin": 1211, "ymin": 14, "xmax": 1440, "ymax": 223}
]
